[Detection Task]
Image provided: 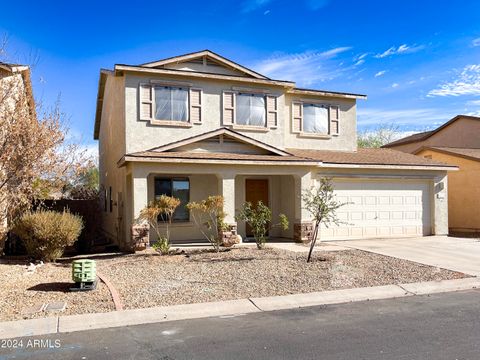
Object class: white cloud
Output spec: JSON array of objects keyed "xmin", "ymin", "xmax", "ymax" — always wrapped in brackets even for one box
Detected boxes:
[
  {"xmin": 357, "ymin": 107, "xmax": 447, "ymax": 128},
  {"xmin": 263, "ymin": 9, "xmax": 271, "ymax": 15},
  {"xmin": 467, "ymin": 99, "xmax": 480, "ymax": 106},
  {"xmin": 354, "ymin": 59, "xmax": 365, "ymax": 66},
  {"xmin": 391, "ymin": 83, "xmax": 399, "ymax": 88},
  {"xmin": 241, "ymin": 0, "xmax": 272, "ymax": 13},
  {"xmin": 375, "ymin": 44, "xmax": 425, "ymax": 58},
  {"xmin": 253, "ymin": 47, "xmax": 352, "ymax": 86},
  {"xmin": 472, "ymin": 38, "xmax": 480, "ymax": 47},
  {"xmin": 375, "ymin": 70, "xmax": 386, "ymax": 77},
  {"xmin": 428, "ymin": 64, "xmax": 480, "ymax": 97}
]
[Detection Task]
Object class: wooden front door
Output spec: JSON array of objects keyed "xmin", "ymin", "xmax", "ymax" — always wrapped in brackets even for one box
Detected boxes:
[{"xmin": 245, "ymin": 179, "xmax": 269, "ymax": 237}]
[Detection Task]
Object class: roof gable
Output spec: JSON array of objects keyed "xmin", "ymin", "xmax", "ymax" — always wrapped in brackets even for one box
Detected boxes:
[
  {"xmin": 384, "ymin": 115, "xmax": 480, "ymax": 148},
  {"xmin": 144, "ymin": 128, "xmax": 292, "ymax": 157},
  {"xmin": 140, "ymin": 50, "xmax": 268, "ymax": 79}
]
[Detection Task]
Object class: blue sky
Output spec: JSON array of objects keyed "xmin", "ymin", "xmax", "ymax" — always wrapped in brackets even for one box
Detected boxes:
[{"xmin": 1, "ymin": 0, "xmax": 480, "ymax": 153}]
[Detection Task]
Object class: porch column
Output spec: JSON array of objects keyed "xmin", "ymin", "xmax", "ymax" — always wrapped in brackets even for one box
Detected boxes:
[
  {"xmin": 293, "ymin": 172, "xmax": 314, "ymax": 243},
  {"xmin": 130, "ymin": 168, "xmax": 149, "ymax": 251},
  {"xmin": 217, "ymin": 172, "xmax": 239, "ymax": 245}
]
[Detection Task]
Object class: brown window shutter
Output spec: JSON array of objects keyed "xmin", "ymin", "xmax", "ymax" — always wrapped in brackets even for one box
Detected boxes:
[
  {"xmin": 292, "ymin": 101, "xmax": 302, "ymax": 133},
  {"xmin": 266, "ymin": 95, "xmax": 278, "ymax": 128},
  {"xmin": 329, "ymin": 105, "xmax": 339, "ymax": 135},
  {"xmin": 222, "ymin": 91, "xmax": 235, "ymax": 125},
  {"xmin": 139, "ymin": 84, "xmax": 153, "ymax": 120},
  {"xmin": 189, "ymin": 88, "xmax": 202, "ymax": 124}
]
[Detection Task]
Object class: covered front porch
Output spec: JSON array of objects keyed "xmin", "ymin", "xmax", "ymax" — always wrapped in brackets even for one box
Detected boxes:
[{"xmin": 124, "ymin": 161, "xmax": 316, "ymax": 249}]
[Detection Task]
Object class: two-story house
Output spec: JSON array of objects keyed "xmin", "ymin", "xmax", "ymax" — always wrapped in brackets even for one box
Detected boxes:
[{"xmin": 94, "ymin": 50, "xmax": 455, "ymax": 250}]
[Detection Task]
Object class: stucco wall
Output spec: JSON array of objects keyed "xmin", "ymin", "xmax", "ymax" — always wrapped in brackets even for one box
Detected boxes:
[
  {"xmin": 389, "ymin": 117, "xmax": 480, "ymax": 153},
  {"xmin": 417, "ymin": 149, "xmax": 480, "ymax": 232},
  {"xmin": 98, "ymin": 74, "xmax": 127, "ymax": 244},
  {"xmin": 123, "ymin": 73, "xmax": 357, "ymax": 154}
]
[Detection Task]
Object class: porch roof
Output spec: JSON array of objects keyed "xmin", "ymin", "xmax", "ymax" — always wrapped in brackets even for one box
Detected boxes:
[{"xmin": 119, "ymin": 150, "xmax": 319, "ymax": 166}]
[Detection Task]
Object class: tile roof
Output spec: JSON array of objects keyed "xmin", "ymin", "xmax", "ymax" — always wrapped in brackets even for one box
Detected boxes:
[
  {"xmin": 383, "ymin": 131, "xmax": 433, "ymax": 147},
  {"xmin": 287, "ymin": 148, "xmax": 455, "ymax": 167},
  {"xmin": 124, "ymin": 147, "xmax": 456, "ymax": 168},
  {"xmin": 126, "ymin": 151, "xmax": 314, "ymax": 163}
]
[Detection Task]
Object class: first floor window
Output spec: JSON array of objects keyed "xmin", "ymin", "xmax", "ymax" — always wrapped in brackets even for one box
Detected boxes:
[
  {"xmin": 154, "ymin": 178, "xmax": 190, "ymax": 221},
  {"xmin": 236, "ymin": 93, "xmax": 266, "ymax": 126},
  {"xmin": 155, "ymin": 86, "xmax": 188, "ymax": 122},
  {"xmin": 303, "ymin": 104, "xmax": 329, "ymax": 134}
]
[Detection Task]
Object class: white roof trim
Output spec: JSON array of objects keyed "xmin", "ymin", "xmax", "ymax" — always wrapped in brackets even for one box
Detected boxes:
[
  {"xmin": 140, "ymin": 50, "xmax": 268, "ymax": 80},
  {"xmin": 147, "ymin": 127, "xmax": 293, "ymax": 157}
]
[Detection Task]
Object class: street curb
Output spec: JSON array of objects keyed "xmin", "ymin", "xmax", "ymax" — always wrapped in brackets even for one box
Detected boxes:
[{"xmin": 1, "ymin": 277, "xmax": 479, "ymax": 340}]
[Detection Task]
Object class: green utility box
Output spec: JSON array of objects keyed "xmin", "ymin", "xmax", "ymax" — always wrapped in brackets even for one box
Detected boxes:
[{"xmin": 72, "ymin": 259, "xmax": 96, "ymax": 283}]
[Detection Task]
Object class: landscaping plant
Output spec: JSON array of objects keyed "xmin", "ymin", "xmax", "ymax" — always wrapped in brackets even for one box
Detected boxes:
[
  {"xmin": 236, "ymin": 201, "xmax": 289, "ymax": 249},
  {"xmin": 13, "ymin": 210, "xmax": 83, "ymax": 261},
  {"xmin": 187, "ymin": 195, "xmax": 226, "ymax": 252},
  {"xmin": 138, "ymin": 195, "xmax": 180, "ymax": 255},
  {"xmin": 302, "ymin": 177, "xmax": 347, "ymax": 262}
]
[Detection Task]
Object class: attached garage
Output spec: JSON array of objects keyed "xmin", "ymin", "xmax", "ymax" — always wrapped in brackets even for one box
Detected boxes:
[{"xmin": 321, "ymin": 179, "xmax": 432, "ymax": 240}]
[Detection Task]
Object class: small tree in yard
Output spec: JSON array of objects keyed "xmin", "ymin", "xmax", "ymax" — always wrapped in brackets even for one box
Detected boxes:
[
  {"xmin": 236, "ymin": 201, "xmax": 289, "ymax": 250},
  {"xmin": 303, "ymin": 178, "xmax": 347, "ymax": 262},
  {"xmin": 186, "ymin": 195, "xmax": 226, "ymax": 252},
  {"xmin": 138, "ymin": 195, "xmax": 180, "ymax": 255}
]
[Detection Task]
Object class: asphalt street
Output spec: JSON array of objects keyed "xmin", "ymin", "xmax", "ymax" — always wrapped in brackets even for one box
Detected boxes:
[{"xmin": 1, "ymin": 290, "xmax": 479, "ymax": 360}]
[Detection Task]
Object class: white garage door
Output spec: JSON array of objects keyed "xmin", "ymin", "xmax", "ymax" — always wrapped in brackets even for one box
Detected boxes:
[{"xmin": 321, "ymin": 180, "xmax": 431, "ymax": 240}]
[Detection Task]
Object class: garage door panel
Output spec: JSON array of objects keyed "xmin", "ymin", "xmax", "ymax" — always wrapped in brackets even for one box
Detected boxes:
[{"xmin": 322, "ymin": 180, "xmax": 431, "ymax": 240}]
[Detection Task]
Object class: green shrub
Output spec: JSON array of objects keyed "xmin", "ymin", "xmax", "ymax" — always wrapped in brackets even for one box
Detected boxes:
[
  {"xmin": 152, "ymin": 236, "xmax": 170, "ymax": 255},
  {"xmin": 13, "ymin": 210, "xmax": 83, "ymax": 261},
  {"xmin": 236, "ymin": 201, "xmax": 288, "ymax": 249}
]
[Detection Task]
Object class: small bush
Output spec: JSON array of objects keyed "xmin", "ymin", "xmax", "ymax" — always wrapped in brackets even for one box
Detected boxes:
[
  {"xmin": 13, "ymin": 210, "xmax": 83, "ymax": 261},
  {"xmin": 152, "ymin": 236, "xmax": 170, "ymax": 255}
]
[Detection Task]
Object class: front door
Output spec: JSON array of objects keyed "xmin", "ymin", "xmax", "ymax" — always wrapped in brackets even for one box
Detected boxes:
[{"xmin": 245, "ymin": 179, "xmax": 269, "ymax": 237}]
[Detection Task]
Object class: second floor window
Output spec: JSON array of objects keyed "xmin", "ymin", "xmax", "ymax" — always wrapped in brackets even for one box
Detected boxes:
[
  {"xmin": 236, "ymin": 93, "xmax": 266, "ymax": 127},
  {"xmin": 303, "ymin": 104, "xmax": 329, "ymax": 134},
  {"xmin": 155, "ymin": 86, "xmax": 188, "ymax": 122}
]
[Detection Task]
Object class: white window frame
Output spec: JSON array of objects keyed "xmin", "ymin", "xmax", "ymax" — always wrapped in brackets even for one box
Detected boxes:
[
  {"xmin": 153, "ymin": 85, "xmax": 190, "ymax": 123},
  {"xmin": 234, "ymin": 92, "xmax": 267, "ymax": 129},
  {"xmin": 302, "ymin": 103, "xmax": 330, "ymax": 135}
]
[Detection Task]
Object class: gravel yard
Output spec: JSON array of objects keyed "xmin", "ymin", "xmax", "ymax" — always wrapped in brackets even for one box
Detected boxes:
[
  {"xmin": 101, "ymin": 247, "xmax": 465, "ymax": 310},
  {"xmin": 0, "ymin": 247, "xmax": 467, "ymax": 321},
  {"xmin": 0, "ymin": 260, "xmax": 114, "ymax": 321}
]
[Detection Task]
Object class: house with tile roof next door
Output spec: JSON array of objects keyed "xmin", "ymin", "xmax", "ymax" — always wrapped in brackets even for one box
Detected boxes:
[
  {"xmin": 94, "ymin": 50, "xmax": 456, "ymax": 250},
  {"xmin": 384, "ymin": 115, "xmax": 480, "ymax": 235}
]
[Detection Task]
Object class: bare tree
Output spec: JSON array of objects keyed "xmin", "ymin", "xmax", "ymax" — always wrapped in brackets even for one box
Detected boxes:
[
  {"xmin": 0, "ymin": 38, "xmax": 92, "ymax": 252},
  {"xmin": 357, "ymin": 123, "xmax": 400, "ymax": 148}
]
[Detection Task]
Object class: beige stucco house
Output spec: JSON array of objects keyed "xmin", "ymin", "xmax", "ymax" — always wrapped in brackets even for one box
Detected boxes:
[
  {"xmin": 94, "ymin": 50, "xmax": 455, "ymax": 250},
  {"xmin": 384, "ymin": 115, "xmax": 480, "ymax": 235}
]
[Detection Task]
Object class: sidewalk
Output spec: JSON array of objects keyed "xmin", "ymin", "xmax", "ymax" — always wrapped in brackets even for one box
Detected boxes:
[{"xmin": 1, "ymin": 277, "xmax": 479, "ymax": 340}]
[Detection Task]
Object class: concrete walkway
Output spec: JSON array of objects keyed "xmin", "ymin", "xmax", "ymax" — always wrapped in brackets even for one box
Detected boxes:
[{"xmin": 331, "ymin": 236, "xmax": 480, "ymax": 276}]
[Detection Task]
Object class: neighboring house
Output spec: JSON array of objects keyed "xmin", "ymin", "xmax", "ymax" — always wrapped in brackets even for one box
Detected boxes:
[
  {"xmin": 384, "ymin": 115, "xmax": 480, "ymax": 235},
  {"xmin": 0, "ymin": 62, "xmax": 35, "ymax": 249},
  {"xmin": 94, "ymin": 50, "xmax": 455, "ymax": 250}
]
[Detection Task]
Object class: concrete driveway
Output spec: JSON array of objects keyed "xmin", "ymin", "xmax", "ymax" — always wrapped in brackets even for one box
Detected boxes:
[{"xmin": 331, "ymin": 236, "xmax": 480, "ymax": 276}]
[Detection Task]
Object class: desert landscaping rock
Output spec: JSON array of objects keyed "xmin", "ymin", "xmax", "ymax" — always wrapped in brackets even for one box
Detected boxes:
[
  {"xmin": 0, "ymin": 260, "xmax": 114, "ymax": 321},
  {"xmin": 99, "ymin": 248, "xmax": 466, "ymax": 310},
  {"xmin": 0, "ymin": 248, "xmax": 467, "ymax": 321}
]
